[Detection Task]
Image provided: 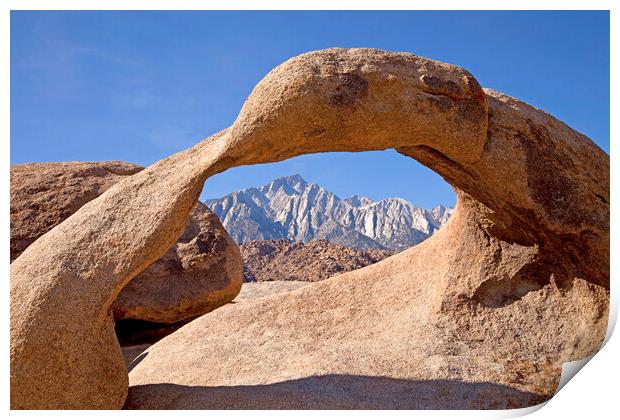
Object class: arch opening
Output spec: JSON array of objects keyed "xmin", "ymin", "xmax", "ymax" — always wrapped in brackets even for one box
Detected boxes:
[
  {"xmin": 115, "ymin": 149, "xmax": 458, "ymax": 345},
  {"xmin": 203, "ymin": 149, "xmax": 457, "ymax": 251}
]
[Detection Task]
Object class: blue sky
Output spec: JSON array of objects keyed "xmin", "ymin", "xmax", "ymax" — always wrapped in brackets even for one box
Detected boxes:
[{"xmin": 11, "ymin": 11, "xmax": 609, "ymax": 208}]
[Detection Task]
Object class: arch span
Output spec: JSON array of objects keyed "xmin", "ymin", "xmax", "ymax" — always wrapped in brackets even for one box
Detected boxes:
[{"xmin": 10, "ymin": 48, "xmax": 609, "ymax": 409}]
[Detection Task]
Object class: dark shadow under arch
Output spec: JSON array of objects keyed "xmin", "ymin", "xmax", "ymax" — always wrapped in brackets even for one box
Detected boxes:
[{"xmin": 125, "ymin": 375, "xmax": 550, "ymax": 410}]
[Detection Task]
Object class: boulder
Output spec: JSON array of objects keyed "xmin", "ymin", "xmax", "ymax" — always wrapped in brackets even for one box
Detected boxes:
[
  {"xmin": 11, "ymin": 161, "xmax": 243, "ymax": 326},
  {"xmin": 10, "ymin": 161, "xmax": 143, "ymax": 262},
  {"xmin": 112, "ymin": 201, "xmax": 242, "ymax": 324},
  {"xmin": 10, "ymin": 48, "xmax": 608, "ymax": 409},
  {"xmin": 126, "ymin": 194, "xmax": 608, "ymax": 409}
]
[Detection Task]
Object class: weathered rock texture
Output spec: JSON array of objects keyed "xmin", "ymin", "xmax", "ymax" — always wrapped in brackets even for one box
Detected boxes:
[
  {"xmin": 241, "ymin": 239, "xmax": 392, "ymax": 282},
  {"xmin": 121, "ymin": 281, "xmax": 311, "ymax": 370},
  {"xmin": 10, "ymin": 161, "xmax": 143, "ymax": 262},
  {"xmin": 10, "ymin": 48, "xmax": 609, "ymax": 409},
  {"xmin": 11, "ymin": 161, "xmax": 243, "ymax": 325},
  {"xmin": 233, "ymin": 280, "xmax": 310, "ymax": 302},
  {"xmin": 112, "ymin": 201, "xmax": 242, "ymax": 324}
]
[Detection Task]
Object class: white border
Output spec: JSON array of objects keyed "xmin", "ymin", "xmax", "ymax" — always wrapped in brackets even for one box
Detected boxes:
[{"xmin": 1, "ymin": 1, "xmax": 616, "ymax": 419}]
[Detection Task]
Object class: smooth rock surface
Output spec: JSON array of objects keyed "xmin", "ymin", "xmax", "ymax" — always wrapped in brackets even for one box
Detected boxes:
[
  {"xmin": 233, "ymin": 280, "xmax": 310, "ymax": 301},
  {"xmin": 11, "ymin": 48, "xmax": 609, "ymax": 409}
]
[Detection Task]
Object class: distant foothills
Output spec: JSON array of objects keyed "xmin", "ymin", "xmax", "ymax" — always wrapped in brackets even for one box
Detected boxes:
[{"xmin": 205, "ymin": 175, "xmax": 453, "ymax": 251}]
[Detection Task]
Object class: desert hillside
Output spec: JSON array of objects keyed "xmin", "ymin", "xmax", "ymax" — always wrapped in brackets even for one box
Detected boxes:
[{"xmin": 240, "ymin": 239, "xmax": 392, "ymax": 282}]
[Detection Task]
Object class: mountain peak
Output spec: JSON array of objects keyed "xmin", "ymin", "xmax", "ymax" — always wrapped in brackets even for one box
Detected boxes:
[
  {"xmin": 206, "ymin": 175, "xmax": 453, "ymax": 251},
  {"xmin": 258, "ymin": 174, "xmax": 309, "ymax": 196},
  {"xmin": 268, "ymin": 174, "xmax": 308, "ymax": 190},
  {"xmin": 344, "ymin": 195, "xmax": 374, "ymax": 207},
  {"xmin": 277, "ymin": 174, "xmax": 307, "ymax": 186}
]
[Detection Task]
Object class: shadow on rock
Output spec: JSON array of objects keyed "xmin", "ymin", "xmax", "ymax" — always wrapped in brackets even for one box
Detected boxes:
[{"xmin": 125, "ymin": 374, "xmax": 550, "ymax": 410}]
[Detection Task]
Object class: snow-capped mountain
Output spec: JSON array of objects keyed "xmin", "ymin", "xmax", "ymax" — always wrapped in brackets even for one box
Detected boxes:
[{"xmin": 205, "ymin": 174, "xmax": 453, "ymax": 251}]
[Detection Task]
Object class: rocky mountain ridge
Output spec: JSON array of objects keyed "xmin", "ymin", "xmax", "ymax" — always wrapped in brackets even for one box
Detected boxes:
[
  {"xmin": 206, "ymin": 174, "xmax": 453, "ymax": 251},
  {"xmin": 240, "ymin": 239, "xmax": 392, "ymax": 283}
]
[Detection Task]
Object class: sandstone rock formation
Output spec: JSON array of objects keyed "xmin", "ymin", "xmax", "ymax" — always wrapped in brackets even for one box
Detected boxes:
[
  {"xmin": 10, "ymin": 161, "xmax": 143, "ymax": 262},
  {"xmin": 11, "ymin": 161, "xmax": 243, "ymax": 326},
  {"xmin": 128, "ymin": 194, "xmax": 608, "ymax": 409},
  {"xmin": 112, "ymin": 202, "xmax": 242, "ymax": 324},
  {"xmin": 122, "ymin": 280, "xmax": 312, "ymax": 371},
  {"xmin": 10, "ymin": 48, "xmax": 609, "ymax": 409},
  {"xmin": 234, "ymin": 280, "xmax": 310, "ymax": 301},
  {"xmin": 241, "ymin": 239, "xmax": 391, "ymax": 282},
  {"xmin": 121, "ymin": 281, "xmax": 311, "ymax": 371}
]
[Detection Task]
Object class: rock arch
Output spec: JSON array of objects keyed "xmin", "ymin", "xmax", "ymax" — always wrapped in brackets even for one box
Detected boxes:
[{"xmin": 10, "ymin": 48, "xmax": 609, "ymax": 409}]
